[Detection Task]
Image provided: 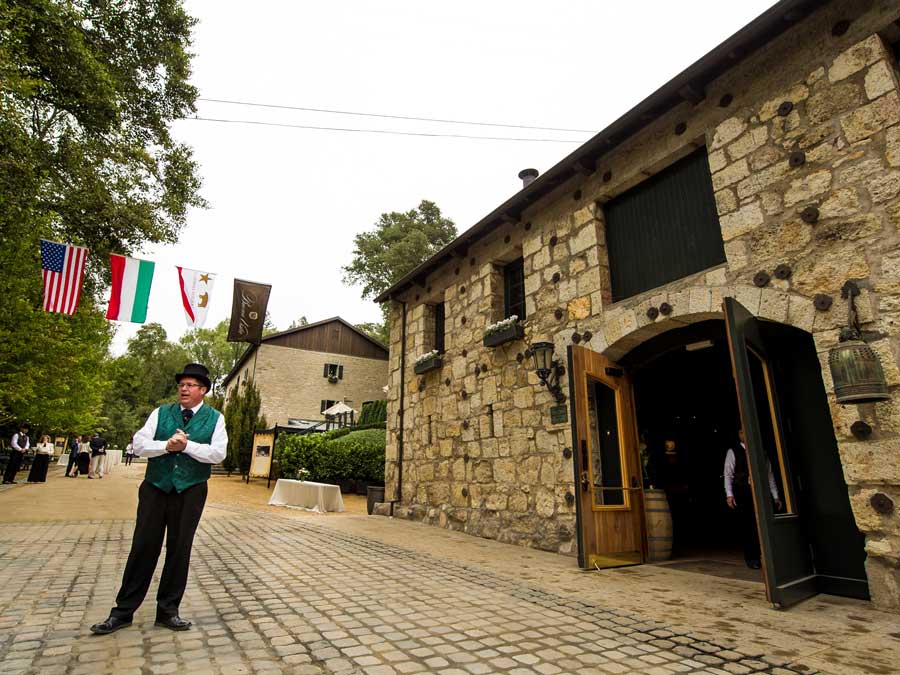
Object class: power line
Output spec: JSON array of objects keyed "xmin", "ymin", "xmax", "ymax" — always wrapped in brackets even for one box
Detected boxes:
[
  {"xmin": 185, "ymin": 116, "xmax": 585, "ymax": 143},
  {"xmin": 197, "ymin": 97, "xmax": 595, "ymax": 134}
]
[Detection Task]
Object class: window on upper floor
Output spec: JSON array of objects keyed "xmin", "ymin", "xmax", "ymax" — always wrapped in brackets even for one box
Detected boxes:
[
  {"xmin": 603, "ymin": 146, "xmax": 725, "ymax": 302},
  {"xmin": 433, "ymin": 302, "xmax": 446, "ymax": 352},
  {"xmin": 503, "ymin": 257, "xmax": 526, "ymax": 320},
  {"xmin": 323, "ymin": 363, "xmax": 343, "ymax": 382}
]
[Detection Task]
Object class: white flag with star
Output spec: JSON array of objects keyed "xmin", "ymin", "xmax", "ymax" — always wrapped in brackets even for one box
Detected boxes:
[{"xmin": 177, "ymin": 267, "xmax": 216, "ymax": 328}]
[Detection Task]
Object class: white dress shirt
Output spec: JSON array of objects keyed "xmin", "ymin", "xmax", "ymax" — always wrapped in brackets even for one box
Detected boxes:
[
  {"xmin": 724, "ymin": 443, "xmax": 779, "ymax": 500},
  {"xmin": 11, "ymin": 433, "xmax": 29, "ymax": 452},
  {"xmin": 36, "ymin": 442, "xmax": 55, "ymax": 456},
  {"xmin": 133, "ymin": 402, "xmax": 227, "ymax": 465}
]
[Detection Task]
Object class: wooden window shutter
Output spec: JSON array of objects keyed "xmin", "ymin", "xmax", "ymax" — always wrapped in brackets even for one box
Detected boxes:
[
  {"xmin": 338, "ymin": 365, "xmax": 344, "ymax": 379},
  {"xmin": 605, "ymin": 147, "xmax": 725, "ymax": 301},
  {"xmin": 320, "ymin": 400, "xmax": 326, "ymax": 413},
  {"xmin": 323, "ymin": 364, "xmax": 329, "ymax": 378}
]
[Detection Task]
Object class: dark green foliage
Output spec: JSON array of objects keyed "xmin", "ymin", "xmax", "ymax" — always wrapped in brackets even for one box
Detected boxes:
[
  {"xmin": 223, "ymin": 378, "xmax": 264, "ymax": 474},
  {"xmin": 0, "ymin": 0, "xmax": 203, "ymax": 431},
  {"xmin": 359, "ymin": 400, "xmax": 387, "ymax": 426},
  {"xmin": 342, "ymin": 200, "xmax": 456, "ymax": 302},
  {"xmin": 355, "ymin": 321, "xmax": 389, "ymax": 346},
  {"xmin": 277, "ymin": 428, "xmax": 386, "ymax": 484}
]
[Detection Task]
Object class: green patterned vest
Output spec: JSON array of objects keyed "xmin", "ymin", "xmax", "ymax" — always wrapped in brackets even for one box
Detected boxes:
[{"xmin": 146, "ymin": 403, "xmax": 221, "ymax": 493}]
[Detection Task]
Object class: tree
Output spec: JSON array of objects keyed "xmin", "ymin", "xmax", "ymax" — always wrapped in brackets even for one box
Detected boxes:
[
  {"xmin": 179, "ymin": 319, "xmax": 242, "ymax": 396},
  {"xmin": 355, "ymin": 321, "xmax": 389, "ymax": 347},
  {"xmin": 223, "ymin": 378, "xmax": 266, "ymax": 475},
  {"xmin": 99, "ymin": 324, "xmax": 189, "ymax": 445},
  {"xmin": 342, "ymin": 200, "xmax": 457, "ymax": 306},
  {"xmin": 288, "ymin": 316, "xmax": 309, "ymax": 330},
  {"xmin": 0, "ymin": 0, "xmax": 204, "ymax": 278},
  {"xmin": 0, "ymin": 0, "xmax": 203, "ymax": 432}
]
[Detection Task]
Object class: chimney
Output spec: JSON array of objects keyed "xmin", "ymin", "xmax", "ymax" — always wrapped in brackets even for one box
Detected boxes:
[{"xmin": 518, "ymin": 168, "xmax": 539, "ymax": 188}]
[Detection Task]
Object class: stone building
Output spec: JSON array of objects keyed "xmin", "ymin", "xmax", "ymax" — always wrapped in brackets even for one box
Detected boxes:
[
  {"xmin": 222, "ymin": 317, "xmax": 388, "ymax": 427},
  {"xmin": 374, "ymin": 0, "xmax": 900, "ymax": 611}
]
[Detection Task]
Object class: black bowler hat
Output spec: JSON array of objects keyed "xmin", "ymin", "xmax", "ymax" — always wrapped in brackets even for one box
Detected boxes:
[{"xmin": 175, "ymin": 363, "xmax": 211, "ymax": 391}]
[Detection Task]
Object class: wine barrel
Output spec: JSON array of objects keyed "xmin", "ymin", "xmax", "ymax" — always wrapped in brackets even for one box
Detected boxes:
[{"xmin": 644, "ymin": 488, "xmax": 673, "ymax": 562}]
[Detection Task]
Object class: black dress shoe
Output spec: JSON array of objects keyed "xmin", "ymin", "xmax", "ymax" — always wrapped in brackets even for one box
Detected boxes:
[
  {"xmin": 155, "ymin": 616, "xmax": 192, "ymax": 631},
  {"xmin": 90, "ymin": 616, "xmax": 132, "ymax": 635},
  {"xmin": 747, "ymin": 559, "xmax": 762, "ymax": 569}
]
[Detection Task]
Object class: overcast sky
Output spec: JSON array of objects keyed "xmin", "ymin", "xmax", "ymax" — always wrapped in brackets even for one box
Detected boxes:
[{"xmin": 109, "ymin": 0, "xmax": 778, "ymax": 354}]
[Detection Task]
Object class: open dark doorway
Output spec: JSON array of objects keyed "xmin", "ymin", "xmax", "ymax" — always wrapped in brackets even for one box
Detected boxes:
[
  {"xmin": 622, "ymin": 317, "xmax": 868, "ymax": 599},
  {"xmin": 629, "ymin": 322, "xmax": 761, "ymax": 582}
]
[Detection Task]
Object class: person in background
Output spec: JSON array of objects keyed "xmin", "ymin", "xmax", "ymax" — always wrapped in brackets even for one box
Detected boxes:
[
  {"xmin": 124, "ymin": 441, "xmax": 134, "ymax": 466},
  {"xmin": 65, "ymin": 435, "xmax": 81, "ymax": 477},
  {"xmin": 724, "ymin": 429, "xmax": 783, "ymax": 569},
  {"xmin": 3, "ymin": 425, "xmax": 30, "ymax": 484},
  {"xmin": 27, "ymin": 435, "xmax": 54, "ymax": 483},
  {"xmin": 89, "ymin": 432, "xmax": 108, "ymax": 479},
  {"xmin": 75, "ymin": 436, "xmax": 91, "ymax": 477}
]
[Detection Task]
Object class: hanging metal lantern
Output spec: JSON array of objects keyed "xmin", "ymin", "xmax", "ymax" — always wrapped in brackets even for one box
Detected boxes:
[{"xmin": 829, "ymin": 282, "xmax": 890, "ymax": 404}]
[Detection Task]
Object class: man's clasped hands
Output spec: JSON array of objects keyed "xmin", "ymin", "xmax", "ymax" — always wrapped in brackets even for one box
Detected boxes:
[{"xmin": 166, "ymin": 429, "xmax": 190, "ymax": 453}]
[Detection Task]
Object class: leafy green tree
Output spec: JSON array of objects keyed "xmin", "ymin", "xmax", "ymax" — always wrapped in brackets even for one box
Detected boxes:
[
  {"xmin": 99, "ymin": 323, "xmax": 189, "ymax": 444},
  {"xmin": 0, "ymin": 0, "xmax": 204, "ymax": 277},
  {"xmin": 342, "ymin": 200, "xmax": 457, "ymax": 309},
  {"xmin": 179, "ymin": 319, "xmax": 242, "ymax": 396},
  {"xmin": 355, "ymin": 321, "xmax": 389, "ymax": 346},
  {"xmin": 223, "ymin": 378, "xmax": 265, "ymax": 475},
  {"xmin": 288, "ymin": 316, "xmax": 309, "ymax": 330},
  {"xmin": 0, "ymin": 0, "xmax": 203, "ymax": 432}
]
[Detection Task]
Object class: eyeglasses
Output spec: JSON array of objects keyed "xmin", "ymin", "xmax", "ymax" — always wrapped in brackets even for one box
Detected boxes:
[{"xmin": 177, "ymin": 383, "xmax": 203, "ymax": 390}]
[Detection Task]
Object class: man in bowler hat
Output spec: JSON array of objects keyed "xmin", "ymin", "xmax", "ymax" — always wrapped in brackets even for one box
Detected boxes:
[{"xmin": 91, "ymin": 363, "xmax": 227, "ymax": 634}]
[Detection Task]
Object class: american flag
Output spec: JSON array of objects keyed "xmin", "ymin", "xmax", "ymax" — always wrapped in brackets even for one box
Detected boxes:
[{"xmin": 40, "ymin": 239, "xmax": 88, "ymax": 314}]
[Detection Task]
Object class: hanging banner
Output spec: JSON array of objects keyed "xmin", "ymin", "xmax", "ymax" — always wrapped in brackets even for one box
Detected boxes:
[
  {"xmin": 177, "ymin": 267, "xmax": 216, "ymax": 328},
  {"xmin": 106, "ymin": 254, "xmax": 155, "ymax": 323},
  {"xmin": 227, "ymin": 278, "xmax": 271, "ymax": 344}
]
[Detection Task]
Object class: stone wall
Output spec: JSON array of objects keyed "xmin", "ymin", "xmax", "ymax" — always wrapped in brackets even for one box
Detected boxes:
[
  {"xmin": 383, "ymin": 1, "xmax": 900, "ymax": 610},
  {"xmin": 226, "ymin": 344, "xmax": 389, "ymax": 426}
]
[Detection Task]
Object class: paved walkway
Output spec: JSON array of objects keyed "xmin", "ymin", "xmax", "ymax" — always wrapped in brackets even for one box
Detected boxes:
[{"xmin": 0, "ymin": 466, "xmax": 898, "ymax": 674}]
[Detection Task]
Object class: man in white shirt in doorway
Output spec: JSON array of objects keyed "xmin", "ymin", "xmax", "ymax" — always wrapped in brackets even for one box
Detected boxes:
[{"xmin": 724, "ymin": 429, "xmax": 782, "ymax": 569}]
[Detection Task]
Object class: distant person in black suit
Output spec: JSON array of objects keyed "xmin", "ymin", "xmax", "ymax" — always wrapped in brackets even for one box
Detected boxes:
[{"xmin": 3, "ymin": 425, "xmax": 30, "ymax": 484}]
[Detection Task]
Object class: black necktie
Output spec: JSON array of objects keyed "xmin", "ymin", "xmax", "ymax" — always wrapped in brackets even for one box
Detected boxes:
[{"xmin": 181, "ymin": 408, "xmax": 194, "ymax": 427}]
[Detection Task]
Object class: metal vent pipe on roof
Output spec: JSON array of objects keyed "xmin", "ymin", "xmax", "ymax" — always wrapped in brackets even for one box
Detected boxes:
[{"xmin": 518, "ymin": 168, "xmax": 539, "ymax": 188}]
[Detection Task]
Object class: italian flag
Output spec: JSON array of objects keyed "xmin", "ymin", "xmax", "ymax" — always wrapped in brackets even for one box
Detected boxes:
[{"xmin": 106, "ymin": 254, "xmax": 155, "ymax": 323}]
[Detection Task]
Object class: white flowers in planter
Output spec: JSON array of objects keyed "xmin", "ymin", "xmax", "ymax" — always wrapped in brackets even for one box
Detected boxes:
[
  {"xmin": 415, "ymin": 349, "xmax": 441, "ymax": 365},
  {"xmin": 483, "ymin": 315, "xmax": 520, "ymax": 337}
]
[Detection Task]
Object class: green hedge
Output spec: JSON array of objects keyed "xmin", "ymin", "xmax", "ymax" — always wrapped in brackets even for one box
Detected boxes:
[
  {"xmin": 277, "ymin": 428, "xmax": 385, "ymax": 483},
  {"xmin": 359, "ymin": 400, "xmax": 387, "ymax": 426}
]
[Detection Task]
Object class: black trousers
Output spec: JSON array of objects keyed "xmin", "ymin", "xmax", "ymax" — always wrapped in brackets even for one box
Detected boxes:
[
  {"xmin": 65, "ymin": 452, "xmax": 77, "ymax": 476},
  {"xmin": 3, "ymin": 452, "xmax": 23, "ymax": 482},
  {"xmin": 111, "ymin": 480, "xmax": 208, "ymax": 621},
  {"xmin": 735, "ymin": 486, "xmax": 761, "ymax": 563}
]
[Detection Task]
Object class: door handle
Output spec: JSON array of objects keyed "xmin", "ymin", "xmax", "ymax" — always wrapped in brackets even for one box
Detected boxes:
[{"xmin": 581, "ymin": 471, "xmax": 591, "ymax": 491}]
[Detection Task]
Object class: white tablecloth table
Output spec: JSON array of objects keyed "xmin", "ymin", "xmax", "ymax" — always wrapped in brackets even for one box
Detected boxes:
[
  {"xmin": 268, "ymin": 480, "xmax": 344, "ymax": 513},
  {"xmin": 104, "ymin": 450, "xmax": 123, "ymax": 472}
]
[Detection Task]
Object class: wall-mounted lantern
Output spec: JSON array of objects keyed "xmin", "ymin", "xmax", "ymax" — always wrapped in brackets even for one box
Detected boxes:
[
  {"xmin": 529, "ymin": 341, "xmax": 566, "ymax": 403},
  {"xmin": 830, "ymin": 281, "xmax": 889, "ymax": 405}
]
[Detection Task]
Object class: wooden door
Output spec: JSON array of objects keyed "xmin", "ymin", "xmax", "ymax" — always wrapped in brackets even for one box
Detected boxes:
[
  {"xmin": 723, "ymin": 297, "xmax": 817, "ymax": 608},
  {"xmin": 569, "ymin": 345, "xmax": 645, "ymax": 569}
]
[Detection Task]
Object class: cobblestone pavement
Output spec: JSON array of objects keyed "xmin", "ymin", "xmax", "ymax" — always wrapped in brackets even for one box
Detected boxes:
[{"xmin": 0, "ymin": 505, "xmax": 817, "ymax": 675}]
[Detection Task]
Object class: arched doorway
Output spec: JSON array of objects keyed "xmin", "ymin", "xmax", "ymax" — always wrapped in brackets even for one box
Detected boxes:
[{"xmin": 568, "ymin": 297, "xmax": 868, "ymax": 608}]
